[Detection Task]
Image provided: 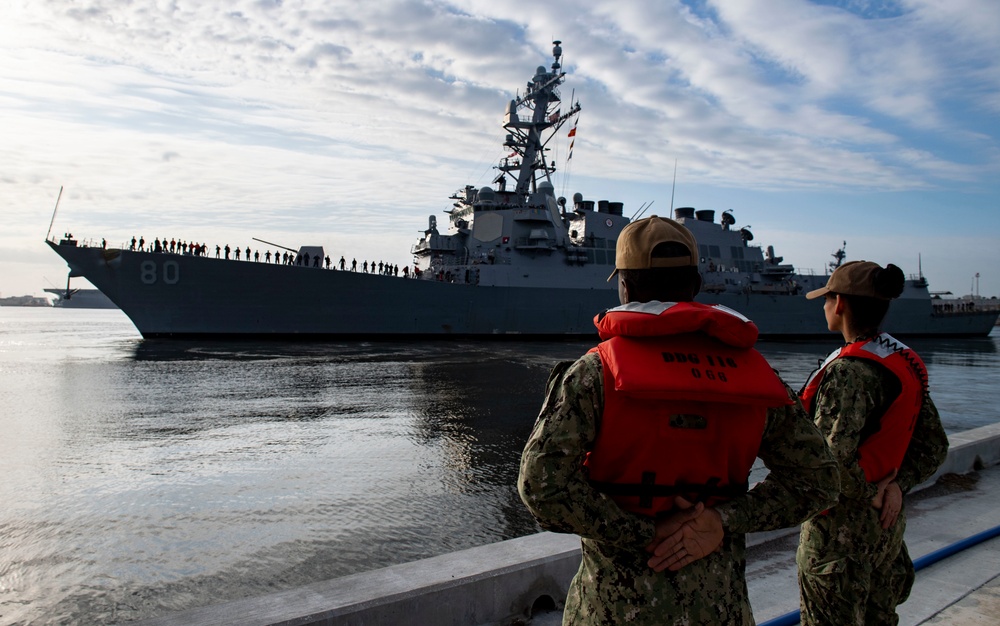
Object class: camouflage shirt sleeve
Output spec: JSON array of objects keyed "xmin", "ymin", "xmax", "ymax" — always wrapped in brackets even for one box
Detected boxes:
[
  {"xmin": 517, "ymin": 352, "xmax": 657, "ymax": 549},
  {"xmin": 895, "ymin": 393, "xmax": 949, "ymax": 493},
  {"xmin": 715, "ymin": 381, "xmax": 840, "ymax": 534},
  {"xmin": 808, "ymin": 358, "xmax": 885, "ymax": 502}
]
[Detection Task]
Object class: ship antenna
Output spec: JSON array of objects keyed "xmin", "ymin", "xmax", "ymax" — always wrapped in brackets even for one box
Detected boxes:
[
  {"xmin": 46, "ymin": 186, "xmax": 63, "ymax": 241},
  {"xmin": 630, "ymin": 202, "xmax": 648, "ymax": 220},
  {"xmin": 634, "ymin": 200, "xmax": 655, "ymax": 221},
  {"xmin": 669, "ymin": 159, "xmax": 677, "ymax": 213}
]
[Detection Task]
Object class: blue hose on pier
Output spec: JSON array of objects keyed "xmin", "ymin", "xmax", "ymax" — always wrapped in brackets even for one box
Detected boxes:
[
  {"xmin": 910, "ymin": 524, "xmax": 1000, "ymax": 570},
  {"xmin": 757, "ymin": 523, "xmax": 1000, "ymax": 626}
]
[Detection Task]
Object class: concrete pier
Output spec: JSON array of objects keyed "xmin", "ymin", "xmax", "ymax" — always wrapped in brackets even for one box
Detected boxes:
[{"xmin": 137, "ymin": 422, "xmax": 1000, "ymax": 626}]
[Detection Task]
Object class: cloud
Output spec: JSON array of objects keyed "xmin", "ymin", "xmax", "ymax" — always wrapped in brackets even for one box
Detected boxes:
[
  {"xmin": 10, "ymin": 0, "xmax": 993, "ymax": 190},
  {"xmin": 1, "ymin": 0, "xmax": 998, "ymax": 297}
]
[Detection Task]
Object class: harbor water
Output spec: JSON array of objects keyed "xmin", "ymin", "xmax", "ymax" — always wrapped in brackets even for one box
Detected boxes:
[{"xmin": 1, "ymin": 307, "xmax": 997, "ymax": 625}]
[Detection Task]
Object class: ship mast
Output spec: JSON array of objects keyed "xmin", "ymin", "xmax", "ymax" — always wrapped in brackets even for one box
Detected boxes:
[{"xmin": 497, "ymin": 41, "xmax": 580, "ymax": 202}]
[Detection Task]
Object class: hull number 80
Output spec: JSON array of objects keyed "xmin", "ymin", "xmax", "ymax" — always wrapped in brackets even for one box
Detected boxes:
[{"xmin": 140, "ymin": 260, "xmax": 180, "ymax": 285}]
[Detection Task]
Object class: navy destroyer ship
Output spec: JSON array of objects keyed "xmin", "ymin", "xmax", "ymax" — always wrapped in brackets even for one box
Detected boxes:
[{"xmin": 46, "ymin": 43, "xmax": 997, "ymax": 339}]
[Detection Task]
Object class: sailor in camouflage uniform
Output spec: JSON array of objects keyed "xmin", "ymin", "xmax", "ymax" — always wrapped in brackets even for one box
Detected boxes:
[
  {"xmin": 796, "ymin": 261, "xmax": 949, "ymax": 626},
  {"xmin": 518, "ymin": 216, "xmax": 839, "ymax": 625}
]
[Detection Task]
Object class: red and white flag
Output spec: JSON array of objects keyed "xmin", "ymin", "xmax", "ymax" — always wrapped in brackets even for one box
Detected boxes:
[{"xmin": 567, "ymin": 117, "xmax": 578, "ymax": 161}]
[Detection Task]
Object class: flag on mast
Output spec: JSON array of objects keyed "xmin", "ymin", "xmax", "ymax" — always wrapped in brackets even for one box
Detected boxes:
[{"xmin": 567, "ymin": 116, "xmax": 579, "ymax": 161}]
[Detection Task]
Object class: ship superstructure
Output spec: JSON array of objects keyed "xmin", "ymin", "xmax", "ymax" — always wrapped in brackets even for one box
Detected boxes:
[{"xmin": 409, "ymin": 41, "xmax": 628, "ymax": 291}]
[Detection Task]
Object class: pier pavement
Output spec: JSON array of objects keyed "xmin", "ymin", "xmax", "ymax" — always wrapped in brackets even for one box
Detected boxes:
[{"xmin": 138, "ymin": 423, "xmax": 1000, "ymax": 626}]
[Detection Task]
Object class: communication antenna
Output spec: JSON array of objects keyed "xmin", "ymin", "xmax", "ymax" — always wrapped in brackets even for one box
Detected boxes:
[
  {"xmin": 633, "ymin": 200, "xmax": 655, "ymax": 221},
  {"xmin": 630, "ymin": 201, "xmax": 649, "ymax": 220},
  {"xmin": 669, "ymin": 159, "xmax": 678, "ymax": 213},
  {"xmin": 46, "ymin": 186, "xmax": 63, "ymax": 241}
]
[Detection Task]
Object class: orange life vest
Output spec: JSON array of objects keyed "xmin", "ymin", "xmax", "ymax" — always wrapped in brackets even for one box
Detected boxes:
[
  {"xmin": 800, "ymin": 333, "xmax": 928, "ymax": 483},
  {"xmin": 585, "ymin": 302, "xmax": 792, "ymax": 517}
]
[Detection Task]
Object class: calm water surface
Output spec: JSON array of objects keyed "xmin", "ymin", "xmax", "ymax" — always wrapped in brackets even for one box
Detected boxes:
[{"xmin": 1, "ymin": 308, "xmax": 997, "ymax": 625}]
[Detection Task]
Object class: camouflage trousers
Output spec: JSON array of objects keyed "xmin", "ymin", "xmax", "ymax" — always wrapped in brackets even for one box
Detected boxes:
[
  {"xmin": 796, "ymin": 503, "xmax": 914, "ymax": 626},
  {"xmin": 561, "ymin": 533, "xmax": 755, "ymax": 625}
]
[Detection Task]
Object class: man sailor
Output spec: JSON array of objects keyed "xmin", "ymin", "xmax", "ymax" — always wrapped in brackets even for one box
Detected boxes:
[{"xmin": 518, "ymin": 215, "xmax": 839, "ymax": 624}]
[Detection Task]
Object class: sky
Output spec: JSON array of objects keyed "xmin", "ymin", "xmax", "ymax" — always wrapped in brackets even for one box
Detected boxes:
[{"xmin": 2, "ymin": 0, "xmax": 998, "ymax": 300}]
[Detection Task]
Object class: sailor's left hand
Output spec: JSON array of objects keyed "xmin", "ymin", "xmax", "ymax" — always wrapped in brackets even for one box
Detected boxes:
[
  {"xmin": 871, "ymin": 469, "xmax": 898, "ymax": 509},
  {"xmin": 879, "ymin": 481, "xmax": 903, "ymax": 529},
  {"xmin": 646, "ymin": 497, "xmax": 723, "ymax": 572}
]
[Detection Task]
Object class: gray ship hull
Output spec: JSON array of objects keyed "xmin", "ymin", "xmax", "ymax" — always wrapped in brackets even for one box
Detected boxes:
[
  {"xmin": 47, "ymin": 242, "xmax": 998, "ymax": 339},
  {"xmin": 697, "ymin": 291, "xmax": 997, "ymax": 339},
  {"xmin": 48, "ymin": 243, "xmax": 613, "ymax": 337}
]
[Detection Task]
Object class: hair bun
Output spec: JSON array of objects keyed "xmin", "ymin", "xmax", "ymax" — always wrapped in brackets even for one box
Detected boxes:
[{"xmin": 875, "ymin": 263, "xmax": 905, "ymax": 299}]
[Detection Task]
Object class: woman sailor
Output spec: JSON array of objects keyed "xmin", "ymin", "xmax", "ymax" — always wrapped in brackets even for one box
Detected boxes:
[{"xmin": 795, "ymin": 260, "xmax": 949, "ymax": 626}]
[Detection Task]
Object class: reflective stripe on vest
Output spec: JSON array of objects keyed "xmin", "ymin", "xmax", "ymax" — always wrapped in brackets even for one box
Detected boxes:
[{"xmin": 800, "ymin": 333, "xmax": 927, "ymax": 483}]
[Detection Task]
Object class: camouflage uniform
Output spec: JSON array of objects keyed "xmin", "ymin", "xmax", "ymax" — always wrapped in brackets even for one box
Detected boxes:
[
  {"xmin": 518, "ymin": 352, "xmax": 839, "ymax": 625},
  {"xmin": 797, "ymin": 357, "xmax": 949, "ymax": 626}
]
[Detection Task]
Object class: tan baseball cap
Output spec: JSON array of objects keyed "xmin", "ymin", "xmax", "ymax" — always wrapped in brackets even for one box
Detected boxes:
[
  {"xmin": 806, "ymin": 260, "xmax": 887, "ymax": 300},
  {"xmin": 608, "ymin": 215, "xmax": 699, "ymax": 281}
]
